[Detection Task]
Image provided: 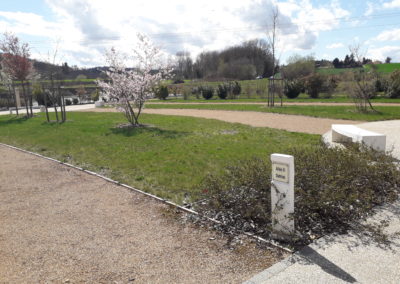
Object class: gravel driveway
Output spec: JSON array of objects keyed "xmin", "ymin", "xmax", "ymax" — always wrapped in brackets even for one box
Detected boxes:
[
  {"xmin": 85, "ymin": 108, "xmax": 361, "ymax": 135},
  {"xmin": 0, "ymin": 145, "xmax": 285, "ymax": 283}
]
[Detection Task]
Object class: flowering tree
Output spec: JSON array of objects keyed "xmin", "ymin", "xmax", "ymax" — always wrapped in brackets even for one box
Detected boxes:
[
  {"xmin": 0, "ymin": 32, "xmax": 34, "ymax": 117},
  {"xmin": 97, "ymin": 34, "xmax": 172, "ymax": 126}
]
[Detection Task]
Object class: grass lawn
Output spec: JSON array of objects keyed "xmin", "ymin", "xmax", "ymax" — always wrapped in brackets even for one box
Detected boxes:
[
  {"xmin": 145, "ymin": 103, "xmax": 400, "ymax": 121},
  {"xmin": 0, "ymin": 112, "xmax": 318, "ymax": 203}
]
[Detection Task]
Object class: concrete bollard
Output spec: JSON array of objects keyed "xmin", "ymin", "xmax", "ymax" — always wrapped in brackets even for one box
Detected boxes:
[{"xmin": 271, "ymin": 153, "xmax": 295, "ymax": 240}]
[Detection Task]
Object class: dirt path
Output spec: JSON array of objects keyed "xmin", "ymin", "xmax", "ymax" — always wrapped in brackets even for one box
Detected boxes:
[
  {"xmin": 148, "ymin": 102, "xmax": 400, "ymax": 106},
  {"xmin": 86, "ymin": 108, "xmax": 362, "ymax": 135},
  {"xmin": 0, "ymin": 145, "xmax": 285, "ymax": 283}
]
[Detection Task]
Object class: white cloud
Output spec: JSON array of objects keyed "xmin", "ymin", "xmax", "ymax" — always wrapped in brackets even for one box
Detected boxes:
[
  {"xmin": 326, "ymin": 43, "xmax": 344, "ymax": 49},
  {"xmin": 383, "ymin": 0, "xmax": 400, "ymax": 8},
  {"xmin": 368, "ymin": 45, "xmax": 400, "ymax": 62},
  {"xmin": 375, "ymin": 28, "xmax": 400, "ymax": 41},
  {"xmin": 364, "ymin": 2, "xmax": 376, "ymax": 16},
  {"xmin": 0, "ymin": 0, "xmax": 351, "ymax": 67}
]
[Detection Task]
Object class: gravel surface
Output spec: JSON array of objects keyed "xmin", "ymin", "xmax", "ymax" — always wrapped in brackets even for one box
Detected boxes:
[
  {"xmin": 148, "ymin": 102, "xmax": 400, "ymax": 106},
  {"xmin": 85, "ymin": 108, "xmax": 361, "ymax": 135},
  {"xmin": 0, "ymin": 145, "xmax": 286, "ymax": 283}
]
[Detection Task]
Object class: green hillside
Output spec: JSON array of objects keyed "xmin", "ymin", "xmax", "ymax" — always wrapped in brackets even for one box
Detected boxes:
[{"xmin": 364, "ymin": 63, "xmax": 400, "ymax": 73}]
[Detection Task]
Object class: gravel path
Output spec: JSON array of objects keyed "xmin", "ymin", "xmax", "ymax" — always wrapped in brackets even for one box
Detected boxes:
[
  {"xmin": 86, "ymin": 108, "xmax": 362, "ymax": 135},
  {"xmin": 0, "ymin": 145, "xmax": 285, "ymax": 283},
  {"xmin": 148, "ymin": 102, "xmax": 400, "ymax": 106}
]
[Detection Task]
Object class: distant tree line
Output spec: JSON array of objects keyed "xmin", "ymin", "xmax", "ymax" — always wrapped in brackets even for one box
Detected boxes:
[
  {"xmin": 174, "ymin": 39, "xmax": 275, "ymax": 81},
  {"xmin": 332, "ymin": 54, "xmax": 371, "ymax": 68}
]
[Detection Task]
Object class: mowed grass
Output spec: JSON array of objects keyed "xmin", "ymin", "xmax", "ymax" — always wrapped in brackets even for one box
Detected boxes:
[
  {"xmin": 0, "ymin": 112, "xmax": 319, "ymax": 203},
  {"xmin": 146, "ymin": 103, "xmax": 400, "ymax": 121}
]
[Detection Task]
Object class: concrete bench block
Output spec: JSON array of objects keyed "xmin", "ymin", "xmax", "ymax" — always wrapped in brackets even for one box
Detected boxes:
[
  {"xmin": 332, "ymin": 124, "xmax": 386, "ymax": 151},
  {"xmin": 95, "ymin": 101, "xmax": 104, "ymax": 108}
]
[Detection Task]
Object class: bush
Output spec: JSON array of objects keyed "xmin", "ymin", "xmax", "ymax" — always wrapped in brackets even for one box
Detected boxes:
[
  {"xmin": 173, "ymin": 79, "xmax": 184, "ymax": 84},
  {"xmin": 192, "ymin": 86, "xmax": 201, "ymax": 99},
  {"xmin": 305, "ymin": 73, "xmax": 325, "ymax": 98},
  {"xmin": 196, "ymin": 143, "xmax": 400, "ymax": 245},
  {"xmin": 65, "ymin": 99, "xmax": 72, "ymax": 106},
  {"xmin": 386, "ymin": 70, "xmax": 400, "ymax": 98},
  {"xmin": 183, "ymin": 88, "xmax": 190, "ymax": 100},
  {"xmin": 217, "ymin": 84, "xmax": 228, "ymax": 99},
  {"xmin": 231, "ymin": 81, "xmax": 242, "ymax": 98},
  {"xmin": 201, "ymin": 86, "xmax": 214, "ymax": 100},
  {"xmin": 304, "ymin": 74, "xmax": 338, "ymax": 99},
  {"xmin": 154, "ymin": 85, "xmax": 169, "ymax": 100},
  {"xmin": 375, "ymin": 78, "xmax": 388, "ymax": 93},
  {"xmin": 284, "ymin": 80, "xmax": 303, "ymax": 99},
  {"xmin": 91, "ymin": 90, "xmax": 100, "ymax": 101},
  {"xmin": 72, "ymin": 98, "xmax": 79, "ymax": 105}
]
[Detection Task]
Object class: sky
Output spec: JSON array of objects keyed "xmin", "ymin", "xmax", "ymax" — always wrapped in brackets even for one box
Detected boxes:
[{"xmin": 0, "ymin": 0, "xmax": 399, "ymax": 67}]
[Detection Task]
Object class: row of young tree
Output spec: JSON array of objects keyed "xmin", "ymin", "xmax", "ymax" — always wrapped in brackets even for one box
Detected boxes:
[
  {"xmin": 174, "ymin": 39, "xmax": 275, "ymax": 81},
  {"xmin": 0, "ymin": 32, "xmax": 68, "ymax": 123}
]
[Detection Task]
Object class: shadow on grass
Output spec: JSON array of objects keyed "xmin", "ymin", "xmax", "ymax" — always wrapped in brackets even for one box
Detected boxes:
[
  {"xmin": 0, "ymin": 116, "xmax": 29, "ymax": 126},
  {"xmin": 110, "ymin": 125, "xmax": 188, "ymax": 139}
]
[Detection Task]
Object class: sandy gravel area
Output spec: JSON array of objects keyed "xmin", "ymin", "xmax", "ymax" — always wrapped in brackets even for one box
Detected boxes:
[
  {"xmin": 0, "ymin": 145, "xmax": 286, "ymax": 283},
  {"xmin": 86, "ymin": 108, "xmax": 361, "ymax": 135}
]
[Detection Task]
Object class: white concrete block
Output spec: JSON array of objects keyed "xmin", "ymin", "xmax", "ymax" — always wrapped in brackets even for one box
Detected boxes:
[
  {"xmin": 95, "ymin": 101, "xmax": 104, "ymax": 108},
  {"xmin": 271, "ymin": 154, "xmax": 295, "ymax": 240},
  {"xmin": 332, "ymin": 124, "xmax": 386, "ymax": 151}
]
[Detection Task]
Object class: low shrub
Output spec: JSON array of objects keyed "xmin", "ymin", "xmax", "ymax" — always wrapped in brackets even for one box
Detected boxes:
[
  {"xmin": 173, "ymin": 79, "xmax": 185, "ymax": 84},
  {"xmin": 305, "ymin": 73, "xmax": 325, "ymax": 98},
  {"xmin": 65, "ymin": 99, "xmax": 72, "ymax": 106},
  {"xmin": 386, "ymin": 70, "xmax": 400, "ymax": 98},
  {"xmin": 192, "ymin": 87, "xmax": 201, "ymax": 99},
  {"xmin": 196, "ymin": 143, "xmax": 400, "ymax": 245},
  {"xmin": 217, "ymin": 84, "xmax": 229, "ymax": 99},
  {"xmin": 91, "ymin": 90, "xmax": 100, "ymax": 101},
  {"xmin": 72, "ymin": 98, "xmax": 79, "ymax": 105},
  {"xmin": 284, "ymin": 80, "xmax": 303, "ymax": 99},
  {"xmin": 375, "ymin": 78, "xmax": 388, "ymax": 93},
  {"xmin": 154, "ymin": 85, "xmax": 169, "ymax": 100},
  {"xmin": 201, "ymin": 86, "xmax": 214, "ymax": 100},
  {"xmin": 231, "ymin": 81, "xmax": 242, "ymax": 98}
]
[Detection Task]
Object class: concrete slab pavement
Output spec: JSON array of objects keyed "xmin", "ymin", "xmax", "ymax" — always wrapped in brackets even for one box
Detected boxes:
[
  {"xmin": 245, "ymin": 120, "xmax": 400, "ymax": 284},
  {"xmin": 0, "ymin": 104, "xmax": 95, "ymax": 116}
]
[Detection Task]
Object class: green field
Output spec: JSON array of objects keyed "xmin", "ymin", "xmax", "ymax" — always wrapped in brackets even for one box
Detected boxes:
[
  {"xmin": 316, "ymin": 67, "xmax": 363, "ymax": 75},
  {"xmin": 0, "ymin": 112, "xmax": 318, "ymax": 203},
  {"xmin": 364, "ymin": 63, "xmax": 400, "ymax": 73},
  {"xmin": 317, "ymin": 63, "xmax": 400, "ymax": 75},
  {"xmin": 146, "ymin": 103, "xmax": 400, "ymax": 121}
]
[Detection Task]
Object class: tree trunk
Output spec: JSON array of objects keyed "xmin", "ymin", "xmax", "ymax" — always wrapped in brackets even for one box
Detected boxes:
[
  {"xmin": 11, "ymin": 84, "xmax": 19, "ymax": 116},
  {"xmin": 43, "ymin": 90, "xmax": 50, "ymax": 122}
]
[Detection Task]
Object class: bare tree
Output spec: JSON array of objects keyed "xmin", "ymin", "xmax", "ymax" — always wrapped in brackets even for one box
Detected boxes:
[
  {"xmin": 266, "ymin": 7, "xmax": 279, "ymax": 107},
  {"xmin": 40, "ymin": 48, "xmax": 67, "ymax": 123},
  {"xmin": 347, "ymin": 44, "xmax": 376, "ymax": 112},
  {"xmin": 0, "ymin": 32, "xmax": 34, "ymax": 117}
]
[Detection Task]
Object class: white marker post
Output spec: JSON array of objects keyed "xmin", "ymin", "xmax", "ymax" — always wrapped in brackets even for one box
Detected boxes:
[{"xmin": 271, "ymin": 154, "xmax": 295, "ymax": 240}]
